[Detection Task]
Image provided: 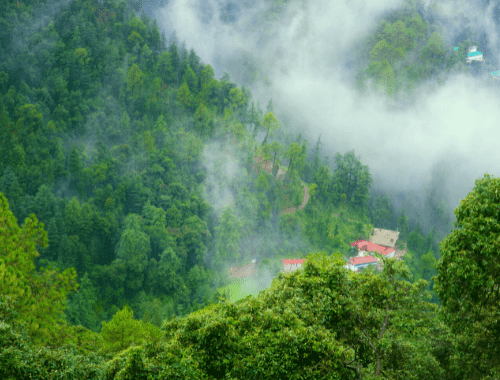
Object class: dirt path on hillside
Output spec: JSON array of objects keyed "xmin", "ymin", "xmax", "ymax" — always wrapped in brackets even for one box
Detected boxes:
[
  {"xmin": 253, "ymin": 156, "xmax": 311, "ymax": 216},
  {"xmin": 280, "ymin": 182, "xmax": 310, "ymax": 215}
]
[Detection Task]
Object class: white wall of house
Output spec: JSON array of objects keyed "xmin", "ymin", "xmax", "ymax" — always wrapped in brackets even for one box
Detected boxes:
[
  {"xmin": 283, "ymin": 263, "xmax": 303, "ymax": 272},
  {"xmin": 466, "ymin": 55, "xmax": 483, "ymax": 62},
  {"xmin": 352, "ymin": 262, "xmax": 377, "ymax": 271}
]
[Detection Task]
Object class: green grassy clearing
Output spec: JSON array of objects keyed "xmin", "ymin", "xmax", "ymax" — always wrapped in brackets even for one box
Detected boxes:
[{"xmin": 219, "ymin": 277, "xmax": 267, "ymax": 303}]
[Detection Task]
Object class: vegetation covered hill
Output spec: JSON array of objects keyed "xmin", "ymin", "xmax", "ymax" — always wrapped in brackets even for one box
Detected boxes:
[{"xmin": 0, "ymin": 0, "xmax": 498, "ymax": 378}]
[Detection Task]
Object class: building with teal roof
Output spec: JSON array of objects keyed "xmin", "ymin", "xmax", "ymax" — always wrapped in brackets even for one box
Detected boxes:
[{"xmin": 466, "ymin": 46, "xmax": 483, "ymax": 63}]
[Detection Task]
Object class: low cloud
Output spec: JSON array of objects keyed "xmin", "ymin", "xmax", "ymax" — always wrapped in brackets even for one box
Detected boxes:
[{"xmin": 145, "ymin": 0, "xmax": 500, "ymax": 235}]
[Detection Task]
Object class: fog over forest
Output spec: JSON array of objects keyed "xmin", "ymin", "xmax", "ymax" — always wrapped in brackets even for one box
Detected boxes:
[{"xmin": 135, "ymin": 0, "xmax": 500, "ymax": 237}]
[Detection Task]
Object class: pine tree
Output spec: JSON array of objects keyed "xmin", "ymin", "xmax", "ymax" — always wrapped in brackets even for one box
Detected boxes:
[
  {"xmin": 0, "ymin": 166, "xmax": 23, "ymax": 219},
  {"xmin": 182, "ymin": 65, "xmax": 198, "ymax": 94},
  {"xmin": 33, "ymin": 184, "xmax": 55, "ymax": 225},
  {"xmin": 178, "ymin": 82, "xmax": 193, "ymax": 111},
  {"xmin": 44, "ymin": 217, "xmax": 60, "ymax": 261},
  {"xmin": 64, "ymin": 272, "xmax": 100, "ymax": 332},
  {"xmin": 397, "ymin": 209, "xmax": 410, "ymax": 241},
  {"xmin": 169, "ymin": 42, "xmax": 180, "ymax": 84},
  {"xmin": 68, "ymin": 145, "xmax": 82, "ymax": 187},
  {"xmin": 0, "ymin": 194, "xmax": 78, "ymax": 346},
  {"xmin": 100, "ymin": 305, "xmax": 146, "ymax": 354}
]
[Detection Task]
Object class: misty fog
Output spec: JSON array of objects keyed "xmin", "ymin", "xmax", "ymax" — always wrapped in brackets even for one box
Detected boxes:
[{"xmin": 135, "ymin": 0, "xmax": 500, "ymax": 237}]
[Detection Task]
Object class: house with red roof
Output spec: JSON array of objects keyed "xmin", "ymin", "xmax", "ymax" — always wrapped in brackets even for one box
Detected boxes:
[
  {"xmin": 282, "ymin": 258, "xmax": 307, "ymax": 273},
  {"xmin": 345, "ymin": 240, "xmax": 396, "ymax": 272}
]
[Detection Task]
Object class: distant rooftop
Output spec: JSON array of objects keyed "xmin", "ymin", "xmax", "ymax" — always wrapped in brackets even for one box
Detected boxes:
[
  {"xmin": 467, "ymin": 51, "xmax": 483, "ymax": 57},
  {"xmin": 350, "ymin": 256, "xmax": 378, "ymax": 266},
  {"xmin": 454, "ymin": 47, "xmax": 459, "ymax": 50},
  {"xmin": 492, "ymin": 71, "xmax": 500, "ymax": 76},
  {"xmin": 282, "ymin": 259, "xmax": 306, "ymax": 265},
  {"xmin": 350, "ymin": 240, "xmax": 395, "ymax": 256}
]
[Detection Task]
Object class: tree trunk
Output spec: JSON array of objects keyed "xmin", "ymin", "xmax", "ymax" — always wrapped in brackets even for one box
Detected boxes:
[{"xmin": 272, "ymin": 151, "xmax": 278, "ymax": 177}]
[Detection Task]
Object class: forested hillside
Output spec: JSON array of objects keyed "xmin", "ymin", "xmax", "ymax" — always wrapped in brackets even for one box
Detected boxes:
[{"xmin": 0, "ymin": 0, "xmax": 498, "ymax": 378}]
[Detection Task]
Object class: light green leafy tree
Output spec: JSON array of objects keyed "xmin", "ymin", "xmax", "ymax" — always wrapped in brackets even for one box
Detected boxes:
[
  {"xmin": 229, "ymin": 87, "xmax": 246, "ymax": 114},
  {"xmin": 118, "ymin": 251, "xmax": 453, "ymax": 379},
  {"xmin": 261, "ymin": 112, "xmax": 279, "ymax": 146},
  {"xmin": 434, "ymin": 173, "xmax": 500, "ymax": 378},
  {"xmin": 0, "ymin": 193, "xmax": 78, "ymax": 347},
  {"xmin": 100, "ymin": 305, "xmax": 152, "ymax": 354}
]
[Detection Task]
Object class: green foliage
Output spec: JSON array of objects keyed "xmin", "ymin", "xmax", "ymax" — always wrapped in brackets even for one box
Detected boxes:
[
  {"xmin": 434, "ymin": 173, "xmax": 500, "ymax": 377},
  {"xmin": 369, "ymin": 194, "xmax": 396, "ymax": 229},
  {"xmin": 0, "ymin": 193, "xmax": 78, "ymax": 347},
  {"xmin": 193, "ymin": 102, "xmax": 214, "ymax": 137},
  {"xmin": 114, "ymin": 214, "xmax": 150, "ymax": 290},
  {"xmin": 360, "ymin": 7, "xmax": 447, "ymax": 100},
  {"xmin": 127, "ymin": 64, "xmax": 144, "ymax": 103},
  {"xmin": 64, "ymin": 272, "xmax": 101, "ymax": 332},
  {"xmin": 421, "ymin": 31, "xmax": 446, "ymax": 65},
  {"xmin": 0, "ymin": 166, "xmax": 23, "ymax": 218},
  {"xmin": 0, "ymin": 0, "xmax": 493, "ymax": 376},
  {"xmin": 397, "ymin": 209, "xmax": 410, "ymax": 241},
  {"xmin": 228, "ymin": 86, "xmax": 246, "ymax": 114},
  {"xmin": 213, "ymin": 207, "xmax": 243, "ymax": 267},
  {"xmin": 332, "ymin": 150, "xmax": 372, "ymax": 212},
  {"xmin": 284, "ymin": 142, "xmax": 306, "ymax": 182},
  {"xmin": 178, "ymin": 81, "xmax": 192, "ymax": 111},
  {"xmin": 261, "ymin": 111, "xmax": 279, "ymax": 146},
  {"xmin": 181, "ymin": 65, "xmax": 198, "ymax": 94},
  {"xmin": 100, "ymin": 305, "xmax": 163, "ymax": 362}
]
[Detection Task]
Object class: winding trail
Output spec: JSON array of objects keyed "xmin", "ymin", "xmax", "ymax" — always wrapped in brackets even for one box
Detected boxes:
[
  {"xmin": 280, "ymin": 182, "xmax": 310, "ymax": 215},
  {"xmin": 253, "ymin": 156, "xmax": 311, "ymax": 215}
]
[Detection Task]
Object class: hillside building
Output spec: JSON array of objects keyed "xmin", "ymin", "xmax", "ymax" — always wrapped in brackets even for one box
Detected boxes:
[
  {"xmin": 282, "ymin": 259, "xmax": 307, "ymax": 273},
  {"xmin": 466, "ymin": 46, "xmax": 483, "ymax": 63},
  {"xmin": 345, "ymin": 240, "xmax": 395, "ymax": 272},
  {"xmin": 345, "ymin": 228, "xmax": 402, "ymax": 272}
]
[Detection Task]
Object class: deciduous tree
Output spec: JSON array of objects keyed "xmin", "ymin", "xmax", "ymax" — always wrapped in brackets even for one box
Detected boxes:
[
  {"xmin": 261, "ymin": 112, "xmax": 279, "ymax": 146},
  {"xmin": 434, "ymin": 173, "xmax": 500, "ymax": 377}
]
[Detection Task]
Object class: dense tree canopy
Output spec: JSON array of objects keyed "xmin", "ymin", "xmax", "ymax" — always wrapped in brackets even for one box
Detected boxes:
[
  {"xmin": 434, "ymin": 174, "xmax": 500, "ymax": 378},
  {"xmin": 0, "ymin": 0, "xmax": 493, "ymax": 377}
]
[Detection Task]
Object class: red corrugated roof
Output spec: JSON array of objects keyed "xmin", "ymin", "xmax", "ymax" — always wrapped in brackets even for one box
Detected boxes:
[
  {"xmin": 350, "ymin": 240, "xmax": 395, "ymax": 256},
  {"xmin": 350, "ymin": 256, "xmax": 378, "ymax": 265},
  {"xmin": 282, "ymin": 259, "xmax": 306, "ymax": 264}
]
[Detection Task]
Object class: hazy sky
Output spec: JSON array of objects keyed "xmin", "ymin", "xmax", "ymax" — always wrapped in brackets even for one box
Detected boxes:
[{"xmin": 139, "ymin": 0, "xmax": 500, "ymax": 235}]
